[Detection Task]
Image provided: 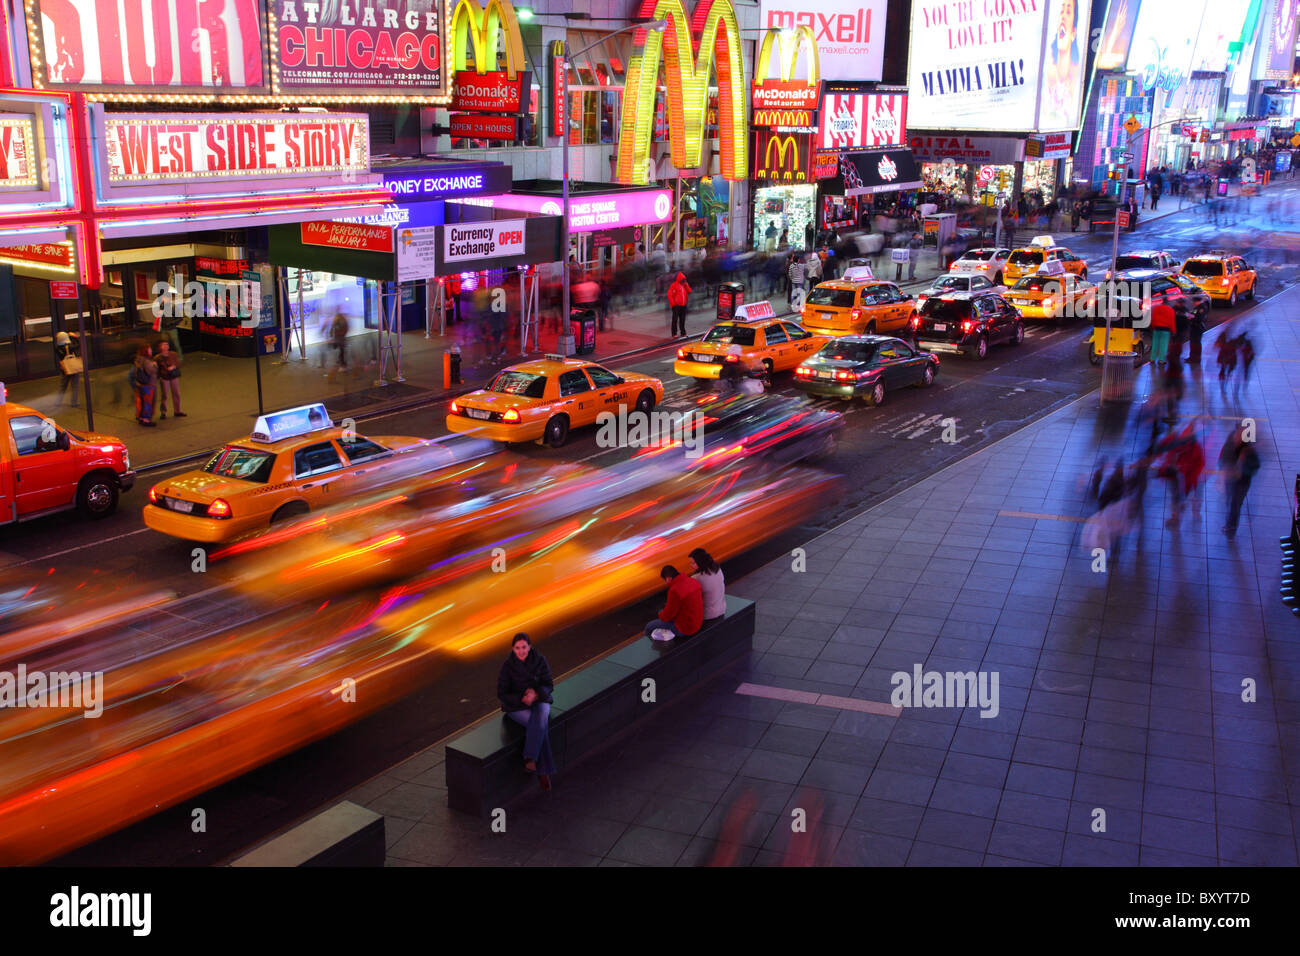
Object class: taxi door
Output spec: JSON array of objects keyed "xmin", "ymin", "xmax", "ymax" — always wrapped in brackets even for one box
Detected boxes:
[
  {"xmin": 6, "ymin": 413, "xmax": 78, "ymax": 515},
  {"xmin": 585, "ymin": 365, "xmax": 635, "ymax": 413},
  {"xmin": 882, "ymin": 284, "xmax": 912, "ymax": 331},
  {"xmin": 555, "ymin": 368, "xmax": 598, "ymax": 426},
  {"xmin": 780, "ymin": 322, "xmax": 822, "ymax": 366},
  {"xmin": 290, "ymin": 440, "xmax": 348, "ymax": 510}
]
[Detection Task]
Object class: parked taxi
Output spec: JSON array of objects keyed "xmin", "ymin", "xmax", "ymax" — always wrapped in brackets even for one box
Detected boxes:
[
  {"xmin": 1178, "ymin": 253, "xmax": 1257, "ymax": 306},
  {"xmin": 674, "ymin": 302, "xmax": 828, "ymax": 381},
  {"xmin": 446, "ymin": 355, "xmax": 664, "ymax": 448},
  {"xmin": 144, "ymin": 404, "xmax": 430, "ymax": 542},
  {"xmin": 1002, "ymin": 261, "xmax": 1097, "ymax": 322},
  {"xmin": 1003, "ymin": 236, "xmax": 1089, "ymax": 285},
  {"xmin": 801, "ymin": 267, "xmax": 915, "ymax": 337}
]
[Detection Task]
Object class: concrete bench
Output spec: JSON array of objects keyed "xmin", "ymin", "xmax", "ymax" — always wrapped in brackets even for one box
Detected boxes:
[
  {"xmin": 230, "ymin": 801, "xmax": 385, "ymax": 867},
  {"xmin": 445, "ymin": 594, "xmax": 755, "ymax": 817}
]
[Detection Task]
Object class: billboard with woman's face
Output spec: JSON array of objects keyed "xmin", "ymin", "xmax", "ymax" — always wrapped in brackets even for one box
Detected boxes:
[{"xmin": 1038, "ymin": 0, "xmax": 1090, "ymax": 130}]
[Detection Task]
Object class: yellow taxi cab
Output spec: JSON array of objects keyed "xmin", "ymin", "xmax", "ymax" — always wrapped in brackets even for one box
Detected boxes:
[
  {"xmin": 143, "ymin": 403, "xmax": 429, "ymax": 542},
  {"xmin": 445, "ymin": 354, "xmax": 665, "ymax": 448},
  {"xmin": 1002, "ymin": 261, "xmax": 1097, "ymax": 322},
  {"xmin": 673, "ymin": 301, "xmax": 829, "ymax": 381},
  {"xmin": 801, "ymin": 266, "xmax": 915, "ymax": 337},
  {"xmin": 1179, "ymin": 253, "xmax": 1257, "ymax": 306},
  {"xmin": 1003, "ymin": 236, "xmax": 1089, "ymax": 285}
]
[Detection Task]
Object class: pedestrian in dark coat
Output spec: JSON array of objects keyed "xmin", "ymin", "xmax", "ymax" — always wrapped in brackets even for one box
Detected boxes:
[{"xmin": 497, "ymin": 633, "xmax": 555, "ymax": 788}]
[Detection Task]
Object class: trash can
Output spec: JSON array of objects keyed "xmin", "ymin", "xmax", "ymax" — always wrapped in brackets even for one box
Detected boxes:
[
  {"xmin": 570, "ymin": 308, "xmax": 597, "ymax": 355},
  {"xmin": 717, "ymin": 282, "xmax": 745, "ymax": 322},
  {"xmin": 1100, "ymin": 351, "xmax": 1136, "ymax": 404}
]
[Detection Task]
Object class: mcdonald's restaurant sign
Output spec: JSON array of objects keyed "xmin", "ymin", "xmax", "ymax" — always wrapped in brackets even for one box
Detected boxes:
[
  {"xmin": 752, "ymin": 26, "xmax": 820, "ymax": 110},
  {"xmin": 616, "ymin": 0, "xmax": 748, "ymax": 185},
  {"xmin": 450, "ymin": 0, "xmax": 529, "ymax": 110},
  {"xmin": 753, "ymin": 129, "xmax": 813, "ymax": 182}
]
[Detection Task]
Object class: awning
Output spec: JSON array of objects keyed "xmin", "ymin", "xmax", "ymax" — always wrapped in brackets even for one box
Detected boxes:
[{"xmin": 828, "ymin": 149, "xmax": 922, "ymax": 197}]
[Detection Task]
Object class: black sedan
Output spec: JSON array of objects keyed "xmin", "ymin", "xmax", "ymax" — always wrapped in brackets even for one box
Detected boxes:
[{"xmin": 793, "ymin": 335, "xmax": 939, "ymax": 406}]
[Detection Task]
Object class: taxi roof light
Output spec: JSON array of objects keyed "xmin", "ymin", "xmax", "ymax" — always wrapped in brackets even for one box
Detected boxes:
[
  {"xmin": 543, "ymin": 353, "xmax": 567, "ymax": 362},
  {"xmin": 250, "ymin": 403, "xmax": 333, "ymax": 444}
]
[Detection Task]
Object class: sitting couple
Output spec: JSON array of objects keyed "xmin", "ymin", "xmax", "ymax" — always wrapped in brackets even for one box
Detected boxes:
[{"xmin": 644, "ymin": 548, "xmax": 726, "ymax": 642}]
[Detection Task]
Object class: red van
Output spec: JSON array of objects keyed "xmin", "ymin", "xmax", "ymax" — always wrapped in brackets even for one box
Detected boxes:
[{"xmin": 1, "ymin": 384, "xmax": 134, "ymax": 524}]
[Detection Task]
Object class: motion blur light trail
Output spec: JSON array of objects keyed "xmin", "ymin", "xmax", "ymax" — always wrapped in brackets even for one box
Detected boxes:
[{"xmin": 0, "ymin": 438, "xmax": 839, "ymax": 863}]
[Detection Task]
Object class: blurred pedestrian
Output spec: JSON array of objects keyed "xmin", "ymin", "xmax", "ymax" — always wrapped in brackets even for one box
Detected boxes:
[
  {"xmin": 1097, "ymin": 460, "xmax": 1126, "ymax": 511},
  {"xmin": 329, "ymin": 310, "xmax": 350, "ymax": 373},
  {"xmin": 667, "ymin": 271, "xmax": 691, "ymax": 337},
  {"xmin": 1148, "ymin": 300, "xmax": 1176, "ymax": 367},
  {"xmin": 155, "ymin": 340, "xmax": 185, "ymax": 419},
  {"xmin": 132, "ymin": 344, "xmax": 158, "ymax": 427},
  {"xmin": 787, "ymin": 254, "xmax": 805, "ymax": 307},
  {"xmin": 1216, "ymin": 332, "xmax": 1239, "ymax": 382},
  {"xmin": 907, "ymin": 232, "xmax": 923, "ymax": 280},
  {"xmin": 496, "ymin": 633, "xmax": 554, "ymax": 791},
  {"xmin": 1219, "ymin": 425, "xmax": 1260, "ymax": 537},
  {"xmin": 54, "ymin": 331, "xmax": 82, "ymax": 407},
  {"xmin": 806, "ymin": 249, "xmax": 822, "ymax": 286},
  {"xmin": 1187, "ymin": 307, "xmax": 1205, "ymax": 364}
]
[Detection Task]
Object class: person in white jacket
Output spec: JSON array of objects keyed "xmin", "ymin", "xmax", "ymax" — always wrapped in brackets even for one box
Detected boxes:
[{"xmin": 690, "ymin": 548, "xmax": 726, "ymax": 626}]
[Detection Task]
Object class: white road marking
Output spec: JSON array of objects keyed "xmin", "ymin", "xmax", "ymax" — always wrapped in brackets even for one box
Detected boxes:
[{"xmin": 15, "ymin": 527, "xmax": 154, "ymax": 566}]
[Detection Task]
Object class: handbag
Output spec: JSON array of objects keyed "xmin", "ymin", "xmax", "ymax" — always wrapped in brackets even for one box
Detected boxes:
[{"xmin": 59, "ymin": 355, "xmax": 84, "ymax": 375}]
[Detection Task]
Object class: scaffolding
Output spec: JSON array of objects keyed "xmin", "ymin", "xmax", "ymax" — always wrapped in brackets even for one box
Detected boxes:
[
  {"xmin": 519, "ymin": 267, "xmax": 541, "ymax": 354},
  {"xmin": 376, "ymin": 281, "xmax": 404, "ymax": 385},
  {"xmin": 275, "ymin": 266, "xmax": 309, "ymax": 363}
]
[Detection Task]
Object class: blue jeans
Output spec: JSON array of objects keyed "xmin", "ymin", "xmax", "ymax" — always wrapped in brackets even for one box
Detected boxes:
[
  {"xmin": 506, "ymin": 702, "xmax": 554, "ymax": 775},
  {"xmin": 644, "ymin": 618, "xmax": 683, "ymax": 638}
]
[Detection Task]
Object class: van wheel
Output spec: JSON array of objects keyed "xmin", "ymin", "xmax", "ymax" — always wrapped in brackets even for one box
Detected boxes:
[
  {"xmin": 1228, "ymin": 288, "xmax": 1237, "ymax": 307},
  {"xmin": 969, "ymin": 335, "xmax": 989, "ymax": 360},
  {"xmin": 541, "ymin": 415, "xmax": 569, "ymax": 448},
  {"xmin": 635, "ymin": 389, "xmax": 655, "ymax": 413},
  {"xmin": 1246, "ymin": 282, "xmax": 1255, "ymax": 300},
  {"xmin": 77, "ymin": 471, "xmax": 118, "ymax": 518},
  {"xmin": 1088, "ymin": 347, "xmax": 1103, "ymax": 366},
  {"xmin": 271, "ymin": 501, "xmax": 309, "ymax": 525},
  {"xmin": 864, "ymin": 322, "xmax": 877, "ymax": 335}
]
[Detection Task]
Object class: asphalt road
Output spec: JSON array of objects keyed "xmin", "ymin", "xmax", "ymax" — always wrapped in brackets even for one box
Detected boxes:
[{"xmin": 22, "ymin": 186, "xmax": 1300, "ymax": 865}]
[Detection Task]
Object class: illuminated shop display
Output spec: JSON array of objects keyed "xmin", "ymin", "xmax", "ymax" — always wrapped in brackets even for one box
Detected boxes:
[
  {"xmin": 616, "ymin": 0, "xmax": 747, "ymax": 185},
  {"xmin": 752, "ymin": 183, "xmax": 815, "ymax": 251}
]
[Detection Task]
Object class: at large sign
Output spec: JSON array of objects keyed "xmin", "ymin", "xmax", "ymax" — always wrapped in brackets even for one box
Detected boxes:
[
  {"xmin": 274, "ymin": 0, "xmax": 448, "ymax": 95},
  {"xmin": 1266, "ymin": 0, "xmax": 1300, "ymax": 80},
  {"xmin": 818, "ymin": 92, "xmax": 906, "ymax": 149},
  {"xmin": 752, "ymin": 26, "xmax": 819, "ymax": 110},
  {"xmin": 27, "ymin": 0, "xmax": 266, "ymax": 91},
  {"xmin": 907, "ymin": 0, "xmax": 1092, "ymax": 132},
  {"xmin": 101, "ymin": 114, "xmax": 370, "ymax": 186},
  {"xmin": 760, "ymin": 0, "xmax": 887, "ymax": 81},
  {"xmin": 0, "ymin": 116, "xmax": 38, "ymax": 189},
  {"xmin": 754, "ymin": 130, "xmax": 813, "ymax": 181},
  {"xmin": 616, "ymin": 0, "xmax": 747, "ymax": 185}
]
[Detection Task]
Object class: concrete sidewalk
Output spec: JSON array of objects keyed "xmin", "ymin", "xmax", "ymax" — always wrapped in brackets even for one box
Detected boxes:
[{"xmin": 357, "ymin": 282, "xmax": 1299, "ymax": 867}]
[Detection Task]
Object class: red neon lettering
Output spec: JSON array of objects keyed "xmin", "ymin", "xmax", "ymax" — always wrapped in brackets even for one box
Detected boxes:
[
  {"xmin": 303, "ymin": 27, "xmax": 332, "ymax": 67},
  {"xmin": 281, "ymin": 25, "xmax": 304, "ymax": 67},
  {"xmin": 205, "ymin": 123, "xmax": 226, "ymax": 171},
  {"xmin": 348, "ymin": 30, "xmax": 373, "ymax": 68},
  {"xmin": 370, "ymin": 29, "xmax": 398, "ymax": 69},
  {"xmin": 118, "ymin": 124, "xmax": 152, "ymax": 176},
  {"xmin": 396, "ymin": 32, "xmax": 420, "ymax": 70}
]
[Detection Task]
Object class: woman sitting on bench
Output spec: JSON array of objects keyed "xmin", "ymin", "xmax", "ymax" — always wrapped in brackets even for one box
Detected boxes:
[
  {"xmin": 497, "ymin": 633, "xmax": 555, "ymax": 790},
  {"xmin": 690, "ymin": 548, "xmax": 726, "ymax": 627}
]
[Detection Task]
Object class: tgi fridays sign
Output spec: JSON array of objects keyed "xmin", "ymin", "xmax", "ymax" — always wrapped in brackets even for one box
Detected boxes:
[
  {"xmin": 101, "ymin": 114, "xmax": 370, "ymax": 186},
  {"xmin": 818, "ymin": 92, "xmax": 906, "ymax": 150},
  {"xmin": 0, "ymin": 116, "xmax": 38, "ymax": 189},
  {"xmin": 274, "ymin": 0, "xmax": 448, "ymax": 94},
  {"xmin": 443, "ymin": 220, "xmax": 526, "ymax": 263}
]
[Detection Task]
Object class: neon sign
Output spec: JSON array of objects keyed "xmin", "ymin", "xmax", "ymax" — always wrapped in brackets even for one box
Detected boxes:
[
  {"xmin": 616, "ymin": 0, "xmax": 747, "ymax": 185},
  {"xmin": 752, "ymin": 26, "xmax": 819, "ymax": 110},
  {"xmin": 450, "ymin": 0, "xmax": 526, "ymax": 79}
]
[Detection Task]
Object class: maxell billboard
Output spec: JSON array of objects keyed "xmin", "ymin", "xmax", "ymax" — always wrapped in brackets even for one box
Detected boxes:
[{"xmin": 759, "ymin": 0, "xmax": 887, "ymax": 81}]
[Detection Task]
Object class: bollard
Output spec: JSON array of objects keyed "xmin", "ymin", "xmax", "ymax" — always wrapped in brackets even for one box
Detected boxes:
[{"xmin": 450, "ymin": 344, "xmax": 462, "ymax": 384}]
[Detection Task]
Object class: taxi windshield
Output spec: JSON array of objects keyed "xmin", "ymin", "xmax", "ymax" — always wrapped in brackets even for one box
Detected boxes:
[
  {"xmin": 204, "ymin": 446, "xmax": 276, "ymax": 483},
  {"xmin": 1013, "ymin": 277, "xmax": 1061, "ymax": 293},
  {"xmin": 488, "ymin": 371, "xmax": 547, "ymax": 398},
  {"xmin": 1008, "ymin": 250, "xmax": 1045, "ymax": 265},
  {"xmin": 703, "ymin": 325, "xmax": 757, "ymax": 346},
  {"xmin": 1182, "ymin": 260, "xmax": 1224, "ymax": 276},
  {"xmin": 817, "ymin": 341, "xmax": 877, "ymax": 363},
  {"xmin": 806, "ymin": 288, "xmax": 856, "ymax": 308},
  {"xmin": 1115, "ymin": 254, "xmax": 1157, "ymax": 270}
]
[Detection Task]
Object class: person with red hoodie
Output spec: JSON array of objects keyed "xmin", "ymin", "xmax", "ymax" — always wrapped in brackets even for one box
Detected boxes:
[
  {"xmin": 1148, "ymin": 300, "xmax": 1176, "ymax": 367},
  {"xmin": 645, "ymin": 564, "xmax": 703, "ymax": 641},
  {"xmin": 667, "ymin": 272, "xmax": 692, "ymax": 337}
]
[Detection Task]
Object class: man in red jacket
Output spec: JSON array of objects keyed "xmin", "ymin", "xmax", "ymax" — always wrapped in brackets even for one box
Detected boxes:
[
  {"xmin": 644, "ymin": 565, "xmax": 703, "ymax": 640},
  {"xmin": 1148, "ymin": 300, "xmax": 1176, "ymax": 366},
  {"xmin": 667, "ymin": 272, "xmax": 692, "ymax": 337}
]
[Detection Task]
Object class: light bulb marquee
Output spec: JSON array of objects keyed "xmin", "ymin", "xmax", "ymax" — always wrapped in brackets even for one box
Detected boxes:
[{"xmin": 616, "ymin": 0, "xmax": 747, "ymax": 186}]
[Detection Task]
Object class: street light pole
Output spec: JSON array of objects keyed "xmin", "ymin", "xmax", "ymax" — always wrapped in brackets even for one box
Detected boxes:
[{"xmin": 558, "ymin": 20, "xmax": 666, "ymax": 354}]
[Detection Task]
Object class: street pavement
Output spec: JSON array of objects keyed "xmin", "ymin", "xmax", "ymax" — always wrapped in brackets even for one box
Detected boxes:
[{"xmin": 363, "ymin": 277, "xmax": 1299, "ymax": 867}]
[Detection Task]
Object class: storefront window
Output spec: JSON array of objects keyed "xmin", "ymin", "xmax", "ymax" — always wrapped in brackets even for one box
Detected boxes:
[
  {"xmin": 283, "ymin": 268, "xmax": 374, "ymax": 348},
  {"xmin": 752, "ymin": 185, "xmax": 817, "ymax": 251}
]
